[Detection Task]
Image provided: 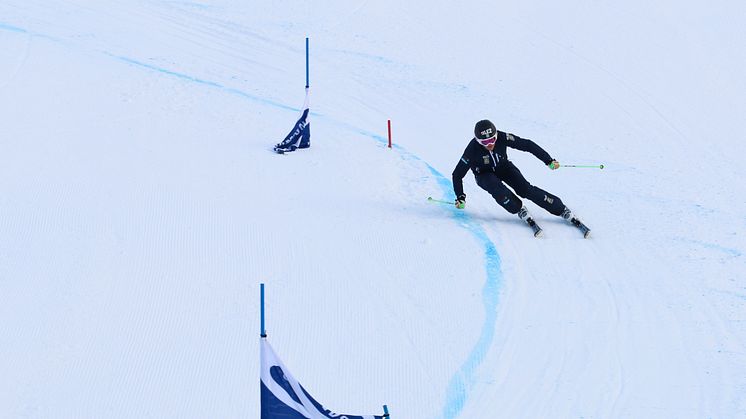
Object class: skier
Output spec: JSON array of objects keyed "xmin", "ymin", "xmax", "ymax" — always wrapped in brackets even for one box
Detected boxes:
[{"xmin": 452, "ymin": 119, "xmax": 590, "ymax": 237}]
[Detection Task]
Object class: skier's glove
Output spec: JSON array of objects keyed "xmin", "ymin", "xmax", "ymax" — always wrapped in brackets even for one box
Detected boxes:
[
  {"xmin": 455, "ymin": 194, "xmax": 466, "ymax": 209},
  {"xmin": 548, "ymin": 160, "xmax": 560, "ymax": 170}
]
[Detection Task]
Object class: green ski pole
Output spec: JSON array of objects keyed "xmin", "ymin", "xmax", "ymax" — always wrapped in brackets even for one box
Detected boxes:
[
  {"xmin": 562, "ymin": 164, "xmax": 604, "ymax": 169},
  {"xmin": 427, "ymin": 196, "xmax": 453, "ymax": 205}
]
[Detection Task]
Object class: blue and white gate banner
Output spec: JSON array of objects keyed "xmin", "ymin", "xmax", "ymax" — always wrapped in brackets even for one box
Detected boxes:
[
  {"xmin": 261, "ymin": 339, "xmax": 384, "ymax": 419},
  {"xmin": 273, "ymin": 88, "xmax": 311, "ymax": 153}
]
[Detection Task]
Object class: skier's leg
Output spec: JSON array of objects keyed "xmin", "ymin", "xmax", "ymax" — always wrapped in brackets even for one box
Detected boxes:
[
  {"xmin": 475, "ymin": 173, "xmax": 523, "ymax": 214},
  {"xmin": 477, "ymin": 172, "xmax": 542, "ymax": 235},
  {"xmin": 502, "ymin": 163, "xmax": 565, "ymax": 216}
]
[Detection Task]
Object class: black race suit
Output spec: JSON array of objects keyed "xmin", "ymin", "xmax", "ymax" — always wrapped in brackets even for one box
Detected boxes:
[{"xmin": 452, "ymin": 130, "xmax": 565, "ymax": 215}]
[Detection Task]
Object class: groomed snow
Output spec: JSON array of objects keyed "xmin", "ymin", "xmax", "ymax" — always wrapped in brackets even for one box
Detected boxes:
[{"xmin": 1, "ymin": 1, "xmax": 745, "ymax": 418}]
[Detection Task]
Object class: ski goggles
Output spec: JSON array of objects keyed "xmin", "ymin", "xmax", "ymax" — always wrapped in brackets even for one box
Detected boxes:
[{"xmin": 477, "ymin": 135, "xmax": 497, "ymax": 146}]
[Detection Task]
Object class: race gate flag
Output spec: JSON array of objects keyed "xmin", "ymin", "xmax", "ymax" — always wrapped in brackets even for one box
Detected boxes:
[
  {"xmin": 260, "ymin": 338, "xmax": 386, "ymax": 419},
  {"xmin": 273, "ymin": 88, "xmax": 311, "ymax": 154}
]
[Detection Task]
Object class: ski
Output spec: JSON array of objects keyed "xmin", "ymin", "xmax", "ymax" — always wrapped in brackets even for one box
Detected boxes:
[
  {"xmin": 570, "ymin": 218, "xmax": 591, "ymax": 238},
  {"xmin": 526, "ymin": 217, "xmax": 543, "ymax": 238}
]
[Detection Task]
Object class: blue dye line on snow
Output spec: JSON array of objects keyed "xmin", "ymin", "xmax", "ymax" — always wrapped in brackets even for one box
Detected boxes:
[
  {"xmin": 0, "ymin": 21, "xmax": 60, "ymax": 42},
  {"xmin": 425, "ymin": 165, "xmax": 503, "ymax": 419},
  {"xmin": 357, "ymin": 137, "xmax": 504, "ymax": 418},
  {"xmin": 0, "ymin": 22, "xmax": 503, "ymax": 417},
  {"xmin": 672, "ymin": 236, "xmax": 742, "ymax": 258},
  {"xmin": 108, "ymin": 54, "xmax": 299, "ymax": 113},
  {"xmin": 108, "ymin": 53, "xmax": 505, "ymax": 416},
  {"xmin": 0, "ymin": 22, "xmax": 27, "ymax": 33}
]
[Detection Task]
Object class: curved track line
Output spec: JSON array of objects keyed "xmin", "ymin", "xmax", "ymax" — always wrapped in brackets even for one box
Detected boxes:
[
  {"xmin": 288, "ymin": 112, "xmax": 504, "ymax": 419},
  {"xmin": 106, "ymin": 54, "xmax": 298, "ymax": 113},
  {"xmin": 0, "ymin": 22, "xmax": 28, "ymax": 34},
  {"xmin": 106, "ymin": 53, "xmax": 507, "ymax": 419},
  {"xmin": 0, "ymin": 22, "xmax": 503, "ymax": 418}
]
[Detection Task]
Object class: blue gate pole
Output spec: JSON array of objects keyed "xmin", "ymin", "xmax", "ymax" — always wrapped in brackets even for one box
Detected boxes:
[
  {"xmin": 305, "ymin": 37, "xmax": 309, "ymax": 88},
  {"xmin": 260, "ymin": 283, "xmax": 267, "ymax": 338},
  {"xmin": 383, "ymin": 405, "xmax": 390, "ymax": 418}
]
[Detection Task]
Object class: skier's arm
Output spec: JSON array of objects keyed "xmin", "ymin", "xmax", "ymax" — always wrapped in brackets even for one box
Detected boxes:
[
  {"xmin": 505, "ymin": 133, "xmax": 553, "ymax": 165},
  {"xmin": 452, "ymin": 156, "xmax": 470, "ymax": 201}
]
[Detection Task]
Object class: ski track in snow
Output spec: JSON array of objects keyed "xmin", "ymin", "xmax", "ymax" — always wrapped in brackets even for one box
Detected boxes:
[{"xmin": 0, "ymin": 21, "xmax": 504, "ymax": 418}]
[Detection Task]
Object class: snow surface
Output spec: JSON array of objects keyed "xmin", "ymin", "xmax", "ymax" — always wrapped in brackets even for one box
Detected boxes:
[{"xmin": 1, "ymin": 1, "xmax": 745, "ymax": 418}]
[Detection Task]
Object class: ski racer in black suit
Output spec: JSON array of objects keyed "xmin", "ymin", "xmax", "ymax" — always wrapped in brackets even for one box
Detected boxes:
[{"xmin": 452, "ymin": 119, "xmax": 589, "ymax": 236}]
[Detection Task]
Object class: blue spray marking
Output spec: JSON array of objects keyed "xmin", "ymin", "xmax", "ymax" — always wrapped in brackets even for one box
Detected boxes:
[
  {"xmin": 105, "ymin": 50, "xmax": 505, "ymax": 419},
  {"xmin": 426, "ymin": 166, "xmax": 503, "ymax": 419},
  {"xmin": 0, "ymin": 22, "xmax": 68, "ymax": 43},
  {"xmin": 107, "ymin": 54, "xmax": 299, "ymax": 112},
  {"xmin": 345, "ymin": 132, "xmax": 503, "ymax": 418},
  {"xmin": 354, "ymin": 140, "xmax": 503, "ymax": 418},
  {"xmin": 0, "ymin": 23, "xmax": 503, "ymax": 416},
  {"xmin": 0, "ymin": 22, "xmax": 27, "ymax": 33},
  {"xmin": 672, "ymin": 236, "xmax": 742, "ymax": 258},
  {"xmin": 711, "ymin": 289, "xmax": 746, "ymax": 302},
  {"xmin": 108, "ymin": 53, "xmax": 504, "ymax": 416}
]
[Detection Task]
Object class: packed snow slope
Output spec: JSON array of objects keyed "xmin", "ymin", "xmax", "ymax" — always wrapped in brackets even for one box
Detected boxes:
[{"xmin": 1, "ymin": 1, "xmax": 745, "ymax": 418}]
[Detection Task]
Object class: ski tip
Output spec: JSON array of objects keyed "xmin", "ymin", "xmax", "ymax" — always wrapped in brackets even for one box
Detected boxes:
[
  {"xmin": 584, "ymin": 230, "xmax": 591, "ymax": 239},
  {"xmin": 534, "ymin": 229, "xmax": 544, "ymax": 238}
]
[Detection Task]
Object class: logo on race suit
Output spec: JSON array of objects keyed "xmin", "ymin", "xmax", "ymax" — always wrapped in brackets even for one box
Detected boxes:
[
  {"xmin": 507, "ymin": 133, "xmax": 516, "ymax": 141},
  {"xmin": 543, "ymin": 195, "xmax": 554, "ymax": 204},
  {"xmin": 483, "ymin": 155, "xmax": 491, "ymax": 164},
  {"xmin": 480, "ymin": 128, "xmax": 494, "ymax": 137},
  {"xmin": 288, "ymin": 120, "xmax": 307, "ymax": 138}
]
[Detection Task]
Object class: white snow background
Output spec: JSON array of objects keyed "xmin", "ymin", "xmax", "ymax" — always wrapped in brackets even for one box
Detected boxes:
[{"xmin": 1, "ymin": 1, "xmax": 745, "ymax": 418}]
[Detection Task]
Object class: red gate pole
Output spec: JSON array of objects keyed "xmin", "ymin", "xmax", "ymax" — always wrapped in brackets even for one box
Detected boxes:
[{"xmin": 387, "ymin": 119, "xmax": 392, "ymax": 148}]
